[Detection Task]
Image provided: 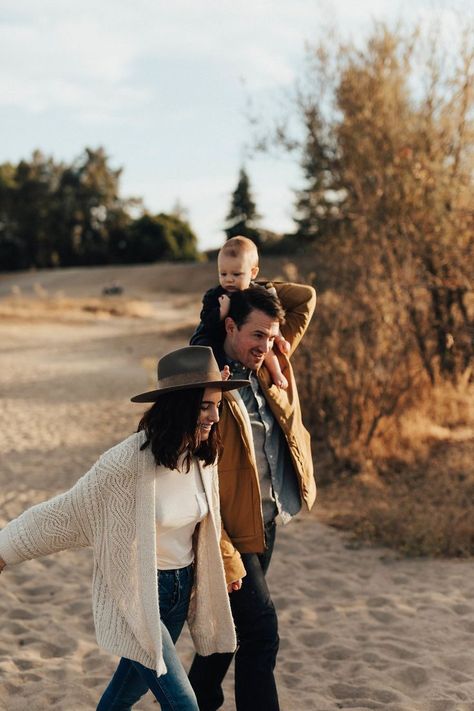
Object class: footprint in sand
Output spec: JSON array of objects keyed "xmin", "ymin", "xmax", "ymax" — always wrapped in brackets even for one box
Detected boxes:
[
  {"xmin": 298, "ymin": 631, "xmax": 330, "ymax": 647},
  {"xmin": 368, "ymin": 608, "xmax": 398, "ymax": 623},
  {"xmin": 9, "ymin": 608, "xmax": 35, "ymax": 621},
  {"xmin": 323, "ymin": 644, "xmax": 352, "ymax": 661},
  {"xmin": 393, "ymin": 663, "xmax": 429, "ymax": 687}
]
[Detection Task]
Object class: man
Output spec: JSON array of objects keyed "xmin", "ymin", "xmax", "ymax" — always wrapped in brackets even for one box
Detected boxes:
[{"xmin": 188, "ymin": 282, "xmax": 317, "ymax": 711}]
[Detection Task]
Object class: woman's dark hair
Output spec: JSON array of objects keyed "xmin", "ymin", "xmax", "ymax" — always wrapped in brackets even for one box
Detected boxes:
[{"xmin": 137, "ymin": 387, "xmax": 220, "ymax": 471}]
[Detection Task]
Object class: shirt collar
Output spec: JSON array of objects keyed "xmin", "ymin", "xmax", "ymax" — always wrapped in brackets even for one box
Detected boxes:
[{"xmin": 226, "ymin": 357, "xmax": 252, "ymax": 380}]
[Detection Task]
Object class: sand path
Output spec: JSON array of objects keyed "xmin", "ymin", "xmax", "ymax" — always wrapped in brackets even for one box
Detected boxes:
[{"xmin": 0, "ymin": 267, "xmax": 473, "ymax": 710}]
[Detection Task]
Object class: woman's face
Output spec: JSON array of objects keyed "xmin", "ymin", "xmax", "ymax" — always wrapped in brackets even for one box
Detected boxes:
[{"xmin": 198, "ymin": 387, "xmax": 222, "ymax": 441}]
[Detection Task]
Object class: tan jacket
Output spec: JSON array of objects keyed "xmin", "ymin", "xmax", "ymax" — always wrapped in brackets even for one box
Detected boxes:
[{"xmin": 218, "ymin": 282, "xmax": 317, "ymax": 583}]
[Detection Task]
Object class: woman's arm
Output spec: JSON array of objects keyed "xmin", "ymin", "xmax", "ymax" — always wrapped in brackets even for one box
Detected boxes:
[{"xmin": 0, "ymin": 463, "xmax": 101, "ymax": 566}]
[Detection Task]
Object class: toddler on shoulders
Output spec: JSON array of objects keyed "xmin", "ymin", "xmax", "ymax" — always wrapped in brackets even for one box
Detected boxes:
[{"xmin": 191, "ymin": 236, "xmax": 290, "ymax": 389}]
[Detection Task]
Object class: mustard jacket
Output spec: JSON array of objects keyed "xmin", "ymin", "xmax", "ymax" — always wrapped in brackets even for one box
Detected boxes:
[{"xmin": 218, "ymin": 282, "xmax": 317, "ymax": 583}]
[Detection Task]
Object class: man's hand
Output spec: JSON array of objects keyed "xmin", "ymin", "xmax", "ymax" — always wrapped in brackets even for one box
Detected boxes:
[
  {"xmin": 219, "ymin": 294, "xmax": 231, "ymax": 320},
  {"xmin": 227, "ymin": 579, "xmax": 242, "ymax": 593},
  {"xmin": 221, "ymin": 365, "xmax": 231, "ymax": 381}
]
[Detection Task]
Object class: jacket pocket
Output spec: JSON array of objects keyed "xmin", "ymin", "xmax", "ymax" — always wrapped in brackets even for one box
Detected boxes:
[{"xmin": 218, "ymin": 466, "xmax": 261, "ymax": 541}]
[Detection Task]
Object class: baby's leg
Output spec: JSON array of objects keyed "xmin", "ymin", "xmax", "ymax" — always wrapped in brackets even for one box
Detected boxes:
[{"xmin": 264, "ymin": 350, "xmax": 288, "ymax": 389}]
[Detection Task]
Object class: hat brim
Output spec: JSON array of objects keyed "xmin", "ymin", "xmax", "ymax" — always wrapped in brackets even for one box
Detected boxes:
[{"xmin": 130, "ymin": 378, "xmax": 250, "ymax": 403}]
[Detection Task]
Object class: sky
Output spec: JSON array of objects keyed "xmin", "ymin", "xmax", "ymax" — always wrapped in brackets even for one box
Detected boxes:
[{"xmin": 0, "ymin": 0, "xmax": 470, "ymax": 251}]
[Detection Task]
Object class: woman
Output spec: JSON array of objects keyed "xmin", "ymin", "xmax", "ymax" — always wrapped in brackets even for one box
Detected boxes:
[{"xmin": 0, "ymin": 346, "xmax": 249, "ymax": 710}]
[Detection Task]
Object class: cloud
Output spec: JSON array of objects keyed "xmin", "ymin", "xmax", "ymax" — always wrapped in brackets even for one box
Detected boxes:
[{"xmin": 0, "ymin": 0, "xmax": 319, "ymax": 119}]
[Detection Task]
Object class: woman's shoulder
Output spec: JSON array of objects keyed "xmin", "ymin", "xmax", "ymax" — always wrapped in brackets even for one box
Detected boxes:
[{"xmin": 95, "ymin": 432, "xmax": 146, "ymax": 472}]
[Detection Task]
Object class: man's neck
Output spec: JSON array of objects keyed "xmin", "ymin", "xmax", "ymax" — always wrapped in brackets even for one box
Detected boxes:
[{"xmin": 223, "ymin": 339, "xmax": 237, "ymax": 364}]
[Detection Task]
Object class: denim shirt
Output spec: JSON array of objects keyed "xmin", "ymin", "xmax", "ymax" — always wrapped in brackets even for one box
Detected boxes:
[{"xmin": 229, "ymin": 361, "xmax": 302, "ymax": 525}]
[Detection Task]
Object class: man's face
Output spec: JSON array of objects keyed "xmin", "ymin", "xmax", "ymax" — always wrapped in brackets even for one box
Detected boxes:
[{"xmin": 225, "ymin": 308, "xmax": 280, "ymax": 371}]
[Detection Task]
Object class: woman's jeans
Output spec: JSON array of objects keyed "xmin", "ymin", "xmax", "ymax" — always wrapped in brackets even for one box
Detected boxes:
[
  {"xmin": 188, "ymin": 520, "xmax": 279, "ymax": 711},
  {"xmin": 96, "ymin": 564, "xmax": 198, "ymax": 711}
]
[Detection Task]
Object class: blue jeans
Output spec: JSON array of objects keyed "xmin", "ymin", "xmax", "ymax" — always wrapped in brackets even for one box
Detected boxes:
[
  {"xmin": 96, "ymin": 564, "xmax": 198, "ymax": 711},
  {"xmin": 188, "ymin": 520, "xmax": 279, "ymax": 711}
]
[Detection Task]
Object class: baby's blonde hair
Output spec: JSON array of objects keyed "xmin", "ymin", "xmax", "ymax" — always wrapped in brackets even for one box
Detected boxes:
[{"xmin": 218, "ymin": 236, "xmax": 259, "ymax": 268}]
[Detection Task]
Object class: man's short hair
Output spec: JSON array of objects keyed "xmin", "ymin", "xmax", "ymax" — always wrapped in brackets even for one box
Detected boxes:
[{"xmin": 228, "ymin": 287, "xmax": 285, "ymax": 328}]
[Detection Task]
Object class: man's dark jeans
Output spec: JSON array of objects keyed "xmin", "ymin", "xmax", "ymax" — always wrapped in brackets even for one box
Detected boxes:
[{"xmin": 188, "ymin": 521, "xmax": 279, "ymax": 711}]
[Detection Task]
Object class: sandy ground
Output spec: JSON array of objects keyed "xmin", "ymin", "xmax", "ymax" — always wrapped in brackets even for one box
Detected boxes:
[{"xmin": 0, "ymin": 263, "xmax": 473, "ymax": 711}]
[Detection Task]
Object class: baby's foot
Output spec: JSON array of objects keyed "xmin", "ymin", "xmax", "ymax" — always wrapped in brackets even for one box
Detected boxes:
[
  {"xmin": 275, "ymin": 336, "xmax": 290, "ymax": 355},
  {"xmin": 272, "ymin": 374, "xmax": 288, "ymax": 390}
]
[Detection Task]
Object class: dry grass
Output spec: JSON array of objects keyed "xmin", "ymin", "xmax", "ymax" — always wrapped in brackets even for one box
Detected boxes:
[
  {"xmin": 0, "ymin": 287, "xmax": 156, "ymax": 322},
  {"xmin": 315, "ymin": 382, "xmax": 474, "ymax": 557}
]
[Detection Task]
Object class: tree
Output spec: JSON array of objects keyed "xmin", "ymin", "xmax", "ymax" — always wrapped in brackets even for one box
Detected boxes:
[
  {"xmin": 224, "ymin": 168, "xmax": 261, "ymax": 244},
  {"xmin": 61, "ymin": 147, "xmax": 128, "ymax": 266},
  {"xmin": 0, "ymin": 162, "xmax": 29, "ymax": 271},
  {"xmin": 0, "ymin": 147, "xmax": 201, "ymax": 271},
  {"xmin": 259, "ymin": 20, "xmax": 473, "ymax": 464},
  {"xmin": 115, "ymin": 213, "xmax": 199, "ymax": 264},
  {"xmin": 285, "ymin": 23, "xmax": 473, "ymax": 381}
]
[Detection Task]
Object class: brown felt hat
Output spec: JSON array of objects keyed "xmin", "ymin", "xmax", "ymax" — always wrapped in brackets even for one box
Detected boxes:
[{"xmin": 131, "ymin": 345, "xmax": 249, "ymax": 402}]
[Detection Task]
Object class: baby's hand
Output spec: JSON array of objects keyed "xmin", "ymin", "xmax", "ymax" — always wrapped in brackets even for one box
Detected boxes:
[
  {"xmin": 274, "ymin": 334, "xmax": 290, "ymax": 355},
  {"xmin": 219, "ymin": 294, "xmax": 231, "ymax": 319},
  {"xmin": 221, "ymin": 365, "xmax": 231, "ymax": 381}
]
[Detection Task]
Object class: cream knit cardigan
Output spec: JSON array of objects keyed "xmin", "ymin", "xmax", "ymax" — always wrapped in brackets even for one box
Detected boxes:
[{"xmin": 0, "ymin": 432, "xmax": 237, "ymax": 676}]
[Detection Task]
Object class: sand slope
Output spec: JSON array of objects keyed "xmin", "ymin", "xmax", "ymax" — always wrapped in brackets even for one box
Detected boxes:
[{"xmin": 0, "ymin": 263, "xmax": 473, "ymax": 711}]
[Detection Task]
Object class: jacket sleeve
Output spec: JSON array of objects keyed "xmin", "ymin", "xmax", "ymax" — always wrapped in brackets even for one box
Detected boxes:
[
  {"xmin": 274, "ymin": 282, "xmax": 316, "ymax": 356},
  {"xmin": 190, "ymin": 287, "xmax": 225, "ymax": 346},
  {"xmin": 220, "ymin": 525, "xmax": 246, "ymax": 586},
  {"xmin": 0, "ymin": 464, "xmax": 100, "ymax": 566}
]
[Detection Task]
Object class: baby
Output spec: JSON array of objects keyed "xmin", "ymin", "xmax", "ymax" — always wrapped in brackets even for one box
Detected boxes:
[{"xmin": 191, "ymin": 236, "xmax": 290, "ymax": 388}]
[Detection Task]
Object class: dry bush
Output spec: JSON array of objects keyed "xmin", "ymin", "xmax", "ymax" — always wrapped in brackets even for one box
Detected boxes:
[
  {"xmin": 302, "ymin": 336, "xmax": 474, "ymax": 556},
  {"xmin": 269, "ymin": 21, "xmax": 474, "ymax": 555},
  {"xmin": 291, "ymin": 257, "xmax": 474, "ymax": 555},
  {"xmin": 316, "ymin": 417, "xmax": 474, "ymax": 557},
  {"xmin": 294, "ymin": 267, "xmax": 432, "ymax": 476}
]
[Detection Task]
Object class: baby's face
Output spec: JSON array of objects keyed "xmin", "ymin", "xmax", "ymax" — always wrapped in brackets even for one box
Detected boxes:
[{"xmin": 218, "ymin": 254, "xmax": 258, "ymax": 292}]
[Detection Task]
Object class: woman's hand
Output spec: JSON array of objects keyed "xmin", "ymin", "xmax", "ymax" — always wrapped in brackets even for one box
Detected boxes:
[
  {"xmin": 0, "ymin": 556, "xmax": 6, "ymax": 574},
  {"xmin": 227, "ymin": 578, "xmax": 242, "ymax": 593}
]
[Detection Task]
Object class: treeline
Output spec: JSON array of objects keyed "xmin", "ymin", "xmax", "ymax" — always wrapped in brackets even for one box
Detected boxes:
[{"xmin": 0, "ymin": 147, "xmax": 199, "ymax": 271}]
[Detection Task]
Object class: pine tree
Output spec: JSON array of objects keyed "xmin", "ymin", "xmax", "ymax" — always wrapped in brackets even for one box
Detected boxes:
[{"xmin": 224, "ymin": 168, "xmax": 261, "ymax": 245}]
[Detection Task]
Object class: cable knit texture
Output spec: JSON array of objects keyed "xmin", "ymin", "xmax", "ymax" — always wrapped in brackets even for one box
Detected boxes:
[{"xmin": 0, "ymin": 432, "xmax": 237, "ymax": 676}]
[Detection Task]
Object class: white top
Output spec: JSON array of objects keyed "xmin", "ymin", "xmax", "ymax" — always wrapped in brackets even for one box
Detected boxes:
[{"xmin": 155, "ymin": 457, "xmax": 209, "ymax": 569}]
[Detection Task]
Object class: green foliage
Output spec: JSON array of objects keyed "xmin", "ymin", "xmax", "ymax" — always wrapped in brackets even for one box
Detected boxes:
[
  {"xmin": 225, "ymin": 168, "xmax": 261, "ymax": 244},
  {"xmin": 0, "ymin": 147, "xmax": 199, "ymax": 271},
  {"xmin": 113, "ymin": 213, "xmax": 198, "ymax": 264}
]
